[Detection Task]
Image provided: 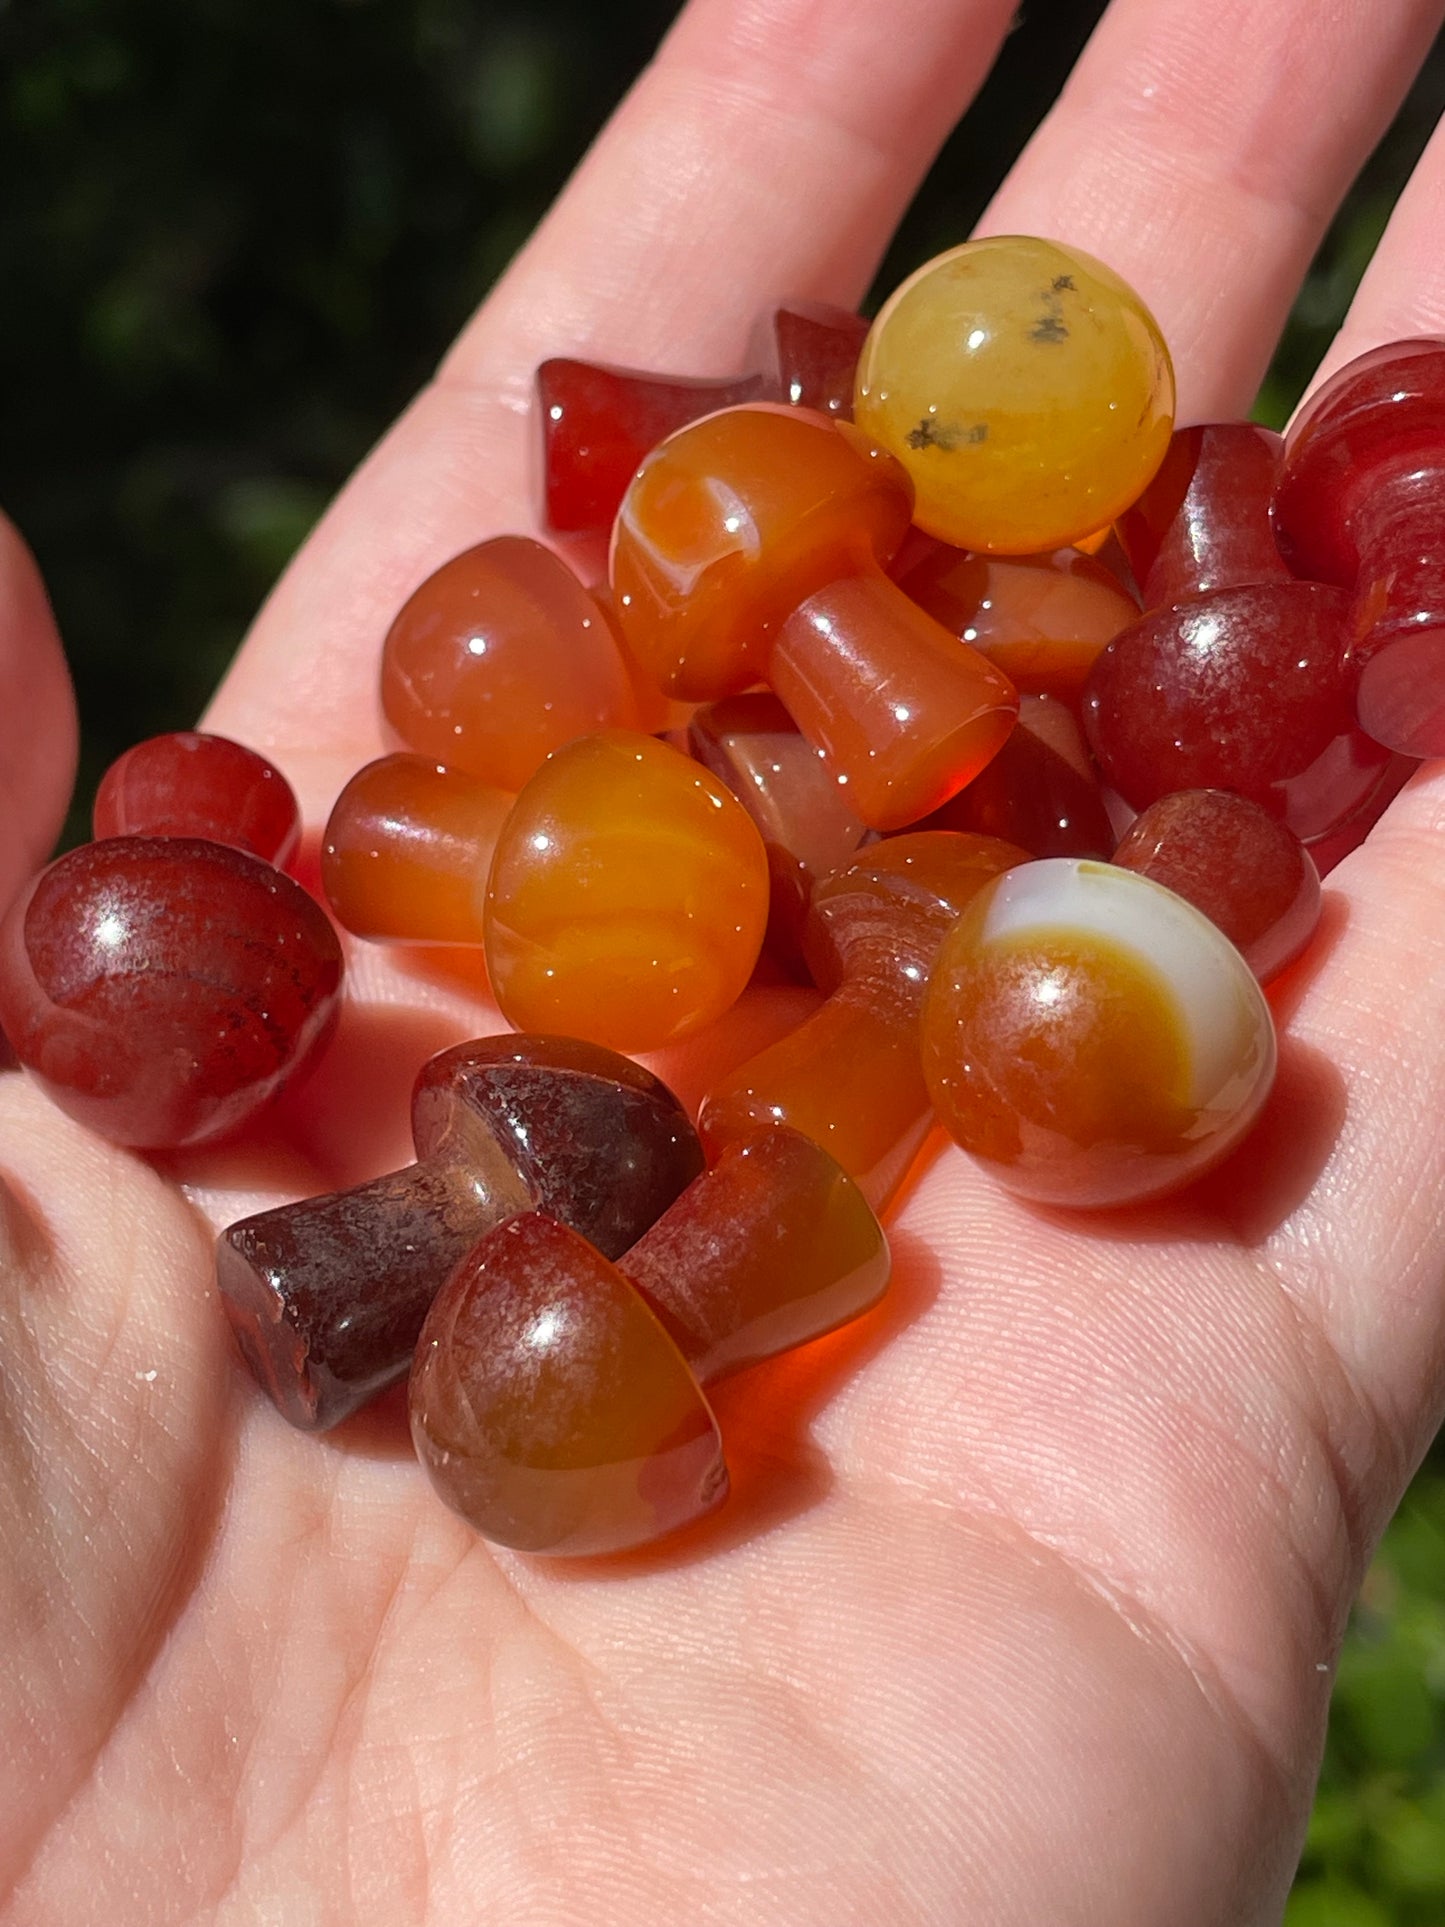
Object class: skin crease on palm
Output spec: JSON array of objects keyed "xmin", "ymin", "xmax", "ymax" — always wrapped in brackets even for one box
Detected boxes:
[{"xmin": 8, "ymin": 0, "xmax": 1445, "ymax": 1919}]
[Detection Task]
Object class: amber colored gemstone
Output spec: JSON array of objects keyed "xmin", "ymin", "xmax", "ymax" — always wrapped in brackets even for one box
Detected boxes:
[
  {"xmin": 93, "ymin": 731, "xmax": 302, "ymax": 868},
  {"xmin": 321, "ymin": 754, "xmax": 511, "ymax": 945},
  {"xmin": 1082, "ymin": 582, "xmax": 1391, "ymax": 842},
  {"xmin": 537, "ymin": 358, "xmax": 766, "ymax": 535},
  {"xmin": 1273, "ymin": 340, "xmax": 1445, "ymax": 758},
  {"xmin": 687, "ymin": 693, "xmax": 874, "ymax": 971},
  {"xmin": 380, "ymin": 536, "xmax": 638, "ymax": 790},
  {"xmin": 484, "ymin": 730, "xmax": 768, "ymax": 1052},
  {"xmin": 620, "ymin": 1129, "xmax": 889, "ymax": 1381},
  {"xmin": 917, "ymin": 694, "xmax": 1114, "ymax": 860},
  {"xmin": 612, "ymin": 404, "xmax": 1018, "ymax": 829},
  {"xmin": 537, "ymin": 301, "xmax": 868, "ymax": 538},
  {"xmin": 411, "ymin": 1212, "xmax": 728, "ymax": 1556},
  {"xmin": 854, "ymin": 237, "xmax": 1174, "ymax": 553},
  {"xmin": 1112, "ymin": 790, "xmax": 1321, "ymax": 983},
  {"xmin": 700, "ymin": 831, "xmax": 1027, "ymax": 1209},
  {"xmin": 0, "ymin": 837, "xmax": 341, "ymax": 1149},
  {"xmin": 218, "ymin": 1034, "xmax": 703, "ymax": 1431},
  {"xmin": 409, "ymin": 1125, "xmax": 887, "ymax": 1554},
  {"xmin": 922, "ymin": 858, "xmax": 1276, "ymax": 1207},
  {"xmin": 898, "ymin": 543, "xmax": 1140, "ymax": 703},
  {"xmin": 1115, "ymin": 423, "xmax": 1290, "ymax": 608}
]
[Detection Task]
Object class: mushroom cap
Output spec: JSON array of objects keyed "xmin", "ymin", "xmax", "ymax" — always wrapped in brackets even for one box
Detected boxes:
[
  {"xmin": 411, "ymin": 1211, "xmax": 727, "ymax": 1556},
  {"xmin": 411, "ymin": 1033, "xmax": 703, "ymax": 1261},
  {"xmin": 609, "ymin": 403, "xmax": 913, "ymax": 700}
]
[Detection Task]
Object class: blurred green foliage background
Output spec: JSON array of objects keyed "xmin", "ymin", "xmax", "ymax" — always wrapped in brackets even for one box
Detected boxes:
[{"xmin": 2, "ymin": 3, "xmax": 1444, "ymax": 1917}]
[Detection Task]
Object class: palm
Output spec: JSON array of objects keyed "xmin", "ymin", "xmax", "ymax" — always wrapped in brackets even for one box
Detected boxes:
[{"xmin": 6, "ymin": 1, "xmax": 1445, "ymax": 1920}]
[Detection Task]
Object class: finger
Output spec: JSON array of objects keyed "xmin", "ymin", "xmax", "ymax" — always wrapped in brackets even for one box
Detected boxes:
[
  {"xmin": 1305, "ymin": 100, "xmax": 1445, "ymax": 389},
  {"xmin": 0, "ymin": 515, "xmax": 76, "ymax": 908},
  {"xmin": 206, "ymin": 0, "xmax": 1023, "ymax": 804},
  {"xmin": 979, "ymin": 0, "xmax": 1444, "ymax": 422}
]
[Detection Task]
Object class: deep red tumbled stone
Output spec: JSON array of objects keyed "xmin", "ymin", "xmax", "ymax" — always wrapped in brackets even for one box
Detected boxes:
[
  {"xmin": 1115, "ymin": 422, "xmax": 1290, "ymax": 609},
  {"xmin": 537, "ymin": 359, "xmax": 765, "ymax": 535},
  {"xmin": 917, "ymin": 694, "xmax": 1114, "ymax": 859},
  {"xmin": 219, "ymin": 1034, "xmax": 703, "ymax": 1431},
  {"xmin": 93, "ymin": 731, "xmax": 302, "ymax": 868},
  {"xmin": 1274, "ymin": 340, "xmax": 1445, "ymax": 758},
  {"xmin": 1112, "ymin": 789, "xmax": 1321, "ymax": 983},
  {"xmin": 0, "ymin": 837, "xmax": 343, "ymax": 1147},
  {"xmin": 749, "ymin": 299, "xmax": 870, "ymax": 418},
  {"xmin": 1082, "ymin": 582, "xmax": 1391, "ymax": 842}
]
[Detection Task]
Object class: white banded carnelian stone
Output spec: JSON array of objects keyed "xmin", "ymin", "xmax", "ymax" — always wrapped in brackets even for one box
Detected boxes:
[{"xmin": 921, "ymin": 857, "xmax": 1276, "ymax": 1207}]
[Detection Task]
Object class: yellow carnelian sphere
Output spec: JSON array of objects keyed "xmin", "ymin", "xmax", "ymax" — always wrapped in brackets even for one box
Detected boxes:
[
  {"xmin": 855, "ymin": 237, "xmax": 1175, "ymax": 553},
  {"xmin": 484, "ymin": 730, "xmax": 769, "ymax": 1053}
]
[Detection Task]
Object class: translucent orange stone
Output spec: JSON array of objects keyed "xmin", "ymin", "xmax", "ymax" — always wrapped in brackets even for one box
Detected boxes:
[
  {"xmin": 687, "ymin": 693, "xmax": 874, "ymax": 972},
  {"xmin": 484, "ymin": 729, "xmax": 769, "ymax": 1052},
  {"xmin": 620, "ymin": 1129, "xmax": 889, "ymax": 1381},
  {"xmin": 322, "ymin": 754, "xmax": 512, "ymax": 945},
  {"xmin": 380, "ymin": 535, "xmax": 638, "ymax": 790},
  {"xmin": 411, "ymin": 1213, "xmax": 728, "ymax": 1556},
  {"xmin": 898, "ymin": 543, "xmax": 1141, "ymax": 705},
  {"xmin": 611, "ymin": 404, "xmax": 1018, "ymax": 830},
  {"xmin": 922, "ymin": 858, "xmax": 1276, "ymax": 1207},
  {"xmin": 854, "ymin": 237, "xmax": 1174, "ymax": 553},
  {"xmin": 700, "ymin": 831, "xmax": 1027, "ymax": 1209},
  {"xmin": 409, "ymin": 1126, "xmax": 888, "ymax": 1554}
]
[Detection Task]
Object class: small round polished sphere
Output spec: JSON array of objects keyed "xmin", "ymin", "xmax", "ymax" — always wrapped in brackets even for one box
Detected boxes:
[
  {"xmin": 484, "ymin": 730, "xmax": 769, "ymax": 1053},
  {"xmin": 921, "ymin": 858, "xmax": 1275, "ymax": 1207},
  {"xmin": 0, "ymin": 837, "xmax": 343, "ymax": 1148},
  {"xmin": 855, "ymin": 237, "xmax": 1174, "ymax": 554}
]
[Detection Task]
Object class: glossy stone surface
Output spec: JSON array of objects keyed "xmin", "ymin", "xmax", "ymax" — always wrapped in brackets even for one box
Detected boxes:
[
  {"xmin": 898, "ymin": 542, "xmax": 1140, "ymax": 704},
  {"xmin": 918, "ymin": 693, "xmax": 1114, "ymax": 860},
  {"xmin": 700, "ymin": 831, "xmax": 1027, "ymax": 1209},
  {"xmin": 1116, "ymin": 422, "xmax": 1290, "ymax": 608},
  {"xmin": 1304, "ymin": 752, "xmax": 1418, "ymax": 875},
  {"xmin": 538, "ymin": 357, "xmax": 765, "ymax": 536},
  {"xmin": 93, "ymin": 731, "xmax": 301, "ymax": 868},
  {"xmin": 620, "ymin": 1129, "xmax": 889, "ymax": 1382},
  {"xmin": 485, "ymin": 730, "xmax": 769, "ymax": 1052},
  {"xmin": 411, "ymin": 1212, "xmax": 728, "ymax": 1556},
  {"xmin": 380, "ymin": 536, "xmax": 637, "ymax": 790},
  {"xmin": 409, "ymin": 1124, "xmax": 888, "ymax": 1555},
  {"xmin": 854, "ymin": 237, "xmax": 1174, "ymax": 553},
  {"xmin": 1082, "ymin": 582, "xmax": 1391, "ymax": 842},
  {"xmin": 218, "ymin": 1034, "xmax": 703, "ymax": 1430},
  {"xmin": 1274, "ymin": 340, "xmax": 1445, "ymax": 758},
  {"xmin": 0, "ymin": 837, "xmax": 342, "ymax": 1148},
  {"xmin": 612, "ymin": 404, "xmax": 1018, "ymax": 829},
  {"xmin": 687, "ymin": 693, "xmax": 873, "ymax": 971},
  {"xmin": 1112, "ymin": 790, "xmax": 1321, "ymax": 983},
  {"xmin": 537, "ymin": 301, "xmax": 868, "ymax": 537},
  {"xmin": 1273, "ymin": 338, "xmax": 1445, "ymax": 583},
  {"xmin": 749, "ymin": 298, "xmax": 870, "ymax": 418},
  {"xmin": 321, "ymin": 753, "xmax": 511, "ymax": 945},
  {"xmin": 922, "ymin": 858, "xmax": 1276, "ymax": 1207}
]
